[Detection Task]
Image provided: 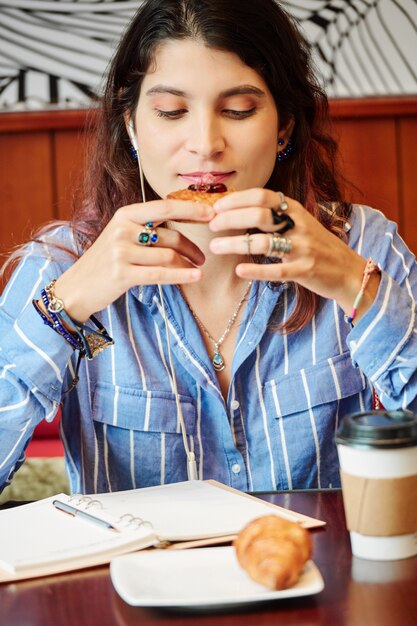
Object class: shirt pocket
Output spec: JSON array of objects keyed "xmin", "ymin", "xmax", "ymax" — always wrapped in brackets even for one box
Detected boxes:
[
  {"xmin": 263, "ymin": 352, "xmax": 366, "ymax": 418},
  {"xmin": 262, "ymin": 352, "xmax": 366, "ymax": 489},
  {"xmin": 91, "ymin": 383, "xmax": 197, "ymax": 489},
  {"xmin": 91, "ymin": 382, "xmax": 196, "ymax": 435}
]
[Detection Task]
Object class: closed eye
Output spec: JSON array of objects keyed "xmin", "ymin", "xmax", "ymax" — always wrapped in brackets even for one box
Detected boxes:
[
  {"xmin": 155, "ymin": 109, "xmax": 187, "ymax": 119},
  {"xmin": 223, "ymin": 107, "xmax": 256, "ymax": 119}
]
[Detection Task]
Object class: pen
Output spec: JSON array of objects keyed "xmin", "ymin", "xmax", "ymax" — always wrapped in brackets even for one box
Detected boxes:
[{"xmin": 52, "ymin": 499, "xmax": 118, "ymax": 532}]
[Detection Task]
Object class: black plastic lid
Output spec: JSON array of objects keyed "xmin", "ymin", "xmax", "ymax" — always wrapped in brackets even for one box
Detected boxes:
[{"xmin": 336, "ymin": 411, "xmax": 417, "ymax": 449}]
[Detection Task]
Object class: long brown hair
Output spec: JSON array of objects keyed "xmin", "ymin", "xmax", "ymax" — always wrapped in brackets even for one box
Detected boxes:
[{"xmin": 4, "ymin": 0, "xmax": 349, "ymax": 333}]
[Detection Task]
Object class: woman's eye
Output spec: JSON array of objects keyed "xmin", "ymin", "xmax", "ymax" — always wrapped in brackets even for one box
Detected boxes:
[
  {"xmin": 223, "ymin": 107, "xmax": 256, "ymax": 119},
  {"xmin": 155, "ymin": 109, "xmax": 187, "ymax": 119}
]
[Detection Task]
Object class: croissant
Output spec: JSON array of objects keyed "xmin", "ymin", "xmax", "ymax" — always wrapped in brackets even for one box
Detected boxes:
[{"xmin": 234, "ymin": 515, "xmax": 312, "ymax": 590}]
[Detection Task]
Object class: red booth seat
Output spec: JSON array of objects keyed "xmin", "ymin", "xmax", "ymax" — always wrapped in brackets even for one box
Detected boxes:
[{"xmin": 26, "ymin": 410, "xmax": 64, "ymax": 458}]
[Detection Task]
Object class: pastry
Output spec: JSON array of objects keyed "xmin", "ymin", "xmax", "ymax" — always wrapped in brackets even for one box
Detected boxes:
[
  {"xmin": 167, "ymin": 183, "xmax": 234, "ymax": 207},
  {"xmin": 233, "ymin": 514, "xmax": 312, "ymax": 590}
]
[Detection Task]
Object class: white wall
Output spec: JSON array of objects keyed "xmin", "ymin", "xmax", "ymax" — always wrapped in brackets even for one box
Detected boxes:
[{"xmin": 0, "ymin": 0, "xmax": 415, "ymax": 110}]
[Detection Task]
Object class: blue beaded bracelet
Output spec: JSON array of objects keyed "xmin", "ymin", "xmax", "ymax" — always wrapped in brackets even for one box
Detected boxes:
[
  {"xmin": 42, "ymin": 280, "xmax": 114, "ymax": 360},
  {"xmin": 34, "ymin": 297, "xmax": 83, "ymax": 352}
]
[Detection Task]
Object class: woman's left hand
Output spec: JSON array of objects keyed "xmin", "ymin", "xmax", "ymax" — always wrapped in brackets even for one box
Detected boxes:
[{"xmin": 209, "ymin": 188, "xmax": 379, "ymax": 317}]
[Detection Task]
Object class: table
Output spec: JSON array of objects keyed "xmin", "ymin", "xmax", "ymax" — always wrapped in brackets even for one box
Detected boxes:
[{"xmin": 0, "ymin": 490, "xmax": 416, "ymax": 626}]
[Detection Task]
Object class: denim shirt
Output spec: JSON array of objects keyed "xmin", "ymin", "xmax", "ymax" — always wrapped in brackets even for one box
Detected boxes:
[{"xmin": 1, "ymin": 204, "xmax": 416, "ymax": 494}]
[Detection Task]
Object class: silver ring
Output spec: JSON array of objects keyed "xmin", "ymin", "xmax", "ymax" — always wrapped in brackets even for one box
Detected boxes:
[
  {"xmin": 277, "ymin": 191, "xmax": 289, "ymax": 212},
  {"xmin": 245, "ymin": 232, "xmax": 252, "ymax": 256},
  {"xmin": 137, "ymin": 221, "xmax": 159, "ymax": 246},
  {"xmin": 266, "ymin": 233, "xmax": 292, "ymax": 258}
]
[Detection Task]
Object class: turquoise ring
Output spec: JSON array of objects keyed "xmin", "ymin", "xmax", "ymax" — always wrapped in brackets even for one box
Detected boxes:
[{"xmin": 138, "ymin": 221, "xmax": 159, "ymax": 246}]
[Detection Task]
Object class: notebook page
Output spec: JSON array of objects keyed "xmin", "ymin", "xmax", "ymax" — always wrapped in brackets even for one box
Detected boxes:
[
  {"xmin": 92, "ymin": 481, "xmax": 316, "ymax": 541},
  {"xmin": 0, "ymin": 496, "xmax": 156, "ymax": 573}
]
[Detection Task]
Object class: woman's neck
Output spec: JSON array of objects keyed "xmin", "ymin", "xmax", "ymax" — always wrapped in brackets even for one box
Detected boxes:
[{"xmin": 170, "ymin": 221, "xmax": 247, "ymax": 295}]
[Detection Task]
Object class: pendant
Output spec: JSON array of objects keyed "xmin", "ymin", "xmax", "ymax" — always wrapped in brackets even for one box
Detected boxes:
[{"xmin": 212, "ymin": 352, "xmax": 225, "ymax": 372}]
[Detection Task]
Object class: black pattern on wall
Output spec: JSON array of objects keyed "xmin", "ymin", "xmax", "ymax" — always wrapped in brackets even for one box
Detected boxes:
[{"xmin": 0, "ymin": 0, "xmax": 416, "ymax": 110}]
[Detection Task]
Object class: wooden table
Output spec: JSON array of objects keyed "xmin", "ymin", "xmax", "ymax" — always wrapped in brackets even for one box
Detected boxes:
[{"xmin": 0, "ymin": 490, "xmax": 416, "ymax": 626}]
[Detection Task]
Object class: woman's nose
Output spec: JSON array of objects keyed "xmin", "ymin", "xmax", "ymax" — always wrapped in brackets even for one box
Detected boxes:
[{"xmin": 184, "ymin": 115, "xmax": 225, "ymax": 158}]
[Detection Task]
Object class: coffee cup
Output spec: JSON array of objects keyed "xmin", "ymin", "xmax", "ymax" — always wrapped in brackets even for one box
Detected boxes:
[{"xmin": 336, "ymin": 410, "xmax": 417, "ymax": 560}]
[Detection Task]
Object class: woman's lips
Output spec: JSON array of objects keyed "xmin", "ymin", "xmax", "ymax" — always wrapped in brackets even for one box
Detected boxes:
[{"xmin": 179, "ymin": 171, "xmax": 234, "ymax": 185}]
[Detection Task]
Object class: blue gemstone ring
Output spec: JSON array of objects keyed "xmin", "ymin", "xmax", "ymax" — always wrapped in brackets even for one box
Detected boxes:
[{"xmin": 137, "ymin": 221, "xmax": 159, "ymax": 246}]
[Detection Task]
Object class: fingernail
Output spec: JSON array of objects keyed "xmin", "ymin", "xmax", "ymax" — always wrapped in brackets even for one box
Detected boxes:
[
  {"xmin": 190, "ymin": 269, "xmax": 202, "ymax": 280},
  {"xmin": 213, "ymin": 200, "xmax": 225, "ymax": 213},
  {"xmin": 210, "ymin": 239, "xmax": 226, "ymax": 252}
]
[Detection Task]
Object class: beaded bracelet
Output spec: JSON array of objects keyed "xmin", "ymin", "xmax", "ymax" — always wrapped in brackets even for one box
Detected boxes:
[
  {"xmin": 43, "ymin": 280, "xmax": 114, "ymax": 360},
  {"xmin": 345, "ymin": 258, "xmax": 380, "ymax": 325},
  {"xmin": 33, "ymin": 298, "xmax": 84, "ymax": 352}
]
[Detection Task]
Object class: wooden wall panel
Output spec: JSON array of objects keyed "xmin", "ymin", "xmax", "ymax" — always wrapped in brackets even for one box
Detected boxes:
[
  {"xmin": 0, "ymin": 99, "xmax": 416, "ymax": 298},
  {"xmin": 332, "ymin": 118, "xmax": 399, "ymax": 223},
  {"xmin": 0, "ymin": 132, "xmax": 54, "ymax": 259},
  {"xmin": 54, "ymin": 129, "xmax": 88, "ymax": 221},
  {"xmin": 399, "ymin": 118, "xmax": 417, "ymax": 256}
]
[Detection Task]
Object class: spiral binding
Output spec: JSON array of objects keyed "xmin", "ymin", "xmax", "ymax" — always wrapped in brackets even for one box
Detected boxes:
[
  {"xmin": 66, "ymin": 495, "xmax": 167, "ymax": 541},
  {"xmin": 116, "ymin": 513, "xmax": 154, "ymax": 530},
  {"xmin": 68, "ymin": 495, "xmax": 103, "ymax": 509}
]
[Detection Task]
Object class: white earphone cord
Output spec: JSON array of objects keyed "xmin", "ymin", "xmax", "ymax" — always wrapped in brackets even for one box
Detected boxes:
[{"xmin": 130, "ymin": 123, "xmax": 198, "ymax": 480}]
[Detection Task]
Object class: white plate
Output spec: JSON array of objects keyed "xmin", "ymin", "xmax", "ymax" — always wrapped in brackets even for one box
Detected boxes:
[{"xmin": 110, "ymin": 546, "xmax": 324, "ymax": 609}]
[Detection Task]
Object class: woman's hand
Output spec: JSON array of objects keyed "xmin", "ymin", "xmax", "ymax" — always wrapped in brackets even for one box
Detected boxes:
[
  {"xmin": 209, "ymin": 188, "xmax": 380, "ymax": 320},
  {"xmin": 53, "ymin": 199, "xmax": 214, "ymax": 322}
]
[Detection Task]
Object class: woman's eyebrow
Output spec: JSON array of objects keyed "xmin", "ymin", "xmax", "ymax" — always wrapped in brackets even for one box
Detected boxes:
[
  {"xmin": 145, "ymin": 84, "xmax": 266, "ymax": 98},
  {"xmin": 219, "ymin": 85, "xmax": 265, "ymax": 98},
  {"xmin": 146, "ymin": 85, "xmax": 186, "ymax": 97}
]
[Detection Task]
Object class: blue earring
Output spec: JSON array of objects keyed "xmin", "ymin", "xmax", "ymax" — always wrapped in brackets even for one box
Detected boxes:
[
  {"xmin": 129, "ymin": 145, "xmax": 138, "ymax": 160},
  {"xmin": 277, "ymin": 137, "xmax": 293, "ymax": 162}
]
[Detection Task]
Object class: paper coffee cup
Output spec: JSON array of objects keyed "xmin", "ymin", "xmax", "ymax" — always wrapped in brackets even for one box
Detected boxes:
[{"xmin": 336, "ymin": 411, "xmax": 417, "ymax": 561}]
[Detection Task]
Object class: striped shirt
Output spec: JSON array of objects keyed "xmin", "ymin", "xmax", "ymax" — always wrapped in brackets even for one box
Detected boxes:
[{"xmin": 0, "ymin": 204, "xmax": 416, "ymax": 494}]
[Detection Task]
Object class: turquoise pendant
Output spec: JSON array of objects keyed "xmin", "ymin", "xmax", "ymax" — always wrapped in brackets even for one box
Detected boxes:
[{"xmin": 212, "ymin": 352, "xmax": 225, "ymax": 371}]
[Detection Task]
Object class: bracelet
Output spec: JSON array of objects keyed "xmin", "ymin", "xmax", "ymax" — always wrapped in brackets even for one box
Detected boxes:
[
  {"xmin": 345, "ymin": 258, "xmax": 380, "ymax": 325},
  {"xmin": 35, "ymin": 280, "xmax": 114, "ymax": 360},
  {"xmin": 33, "ymin": 298, "xmax": 84, "ymax": 352},
  {"xmin": 44, "ymin": 280, "xmax": 114, "ymax": 360},
  {"xmin": 57, "ymin": 308, "xmax": 114, "ymax": 360}
]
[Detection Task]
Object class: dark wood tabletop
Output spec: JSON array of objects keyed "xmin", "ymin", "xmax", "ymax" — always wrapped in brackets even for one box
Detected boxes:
[{"xmin": 0, "ymin": 490, "xmax": 416, "ymax": 626}]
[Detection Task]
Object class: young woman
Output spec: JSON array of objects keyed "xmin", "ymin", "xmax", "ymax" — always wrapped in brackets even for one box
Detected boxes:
[{"xmin": 0, "ymin": 0, "xmax": 416, "ymax": 494}]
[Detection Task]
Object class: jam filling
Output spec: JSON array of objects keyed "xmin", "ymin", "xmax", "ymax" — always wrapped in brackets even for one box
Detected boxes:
[{"xmin": 188, "ymin": 183, "xmax": 228, "ymax": 193}]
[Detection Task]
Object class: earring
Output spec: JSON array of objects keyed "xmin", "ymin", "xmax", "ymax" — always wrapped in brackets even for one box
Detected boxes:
[
  {"xmin": 129, "ymin": 145, "xmax": 138, "ymax": 160},
  {"xmin": 277, "ymin": 137, "xmax": 294, "ymax": 162}
]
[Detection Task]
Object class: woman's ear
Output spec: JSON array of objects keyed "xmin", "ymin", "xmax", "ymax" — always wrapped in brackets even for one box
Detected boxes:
[
  {"xmin": 277, "ymin": 116, "xmax": 295, "ymax": 151},
  {"xmin": 124, "ymin": 114, "xmax": 139, "ymax": 152}
]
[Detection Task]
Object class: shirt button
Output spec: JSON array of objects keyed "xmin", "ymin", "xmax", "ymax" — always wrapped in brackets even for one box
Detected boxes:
[
  {"xmin": 231, "ymin": 400, "xmax": 240, "ymax": 410},
  {"xmin": 231, "ymin": 463, "xmax": 241, "ymax": 474}
]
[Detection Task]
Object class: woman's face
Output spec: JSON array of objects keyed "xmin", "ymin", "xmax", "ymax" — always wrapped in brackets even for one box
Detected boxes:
[{"xmin": 134, "ymin": 38, "xmax": 285, "ymax": 199}]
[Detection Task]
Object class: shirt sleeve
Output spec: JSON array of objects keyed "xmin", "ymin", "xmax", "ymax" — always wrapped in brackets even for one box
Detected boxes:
[
  {"xmin": 346, "ymin": 205, "xmax": 417, "ymax": 412},
  {"xmin": 0, "ymin": 232, "xmax": 77, "ymax": 491}
]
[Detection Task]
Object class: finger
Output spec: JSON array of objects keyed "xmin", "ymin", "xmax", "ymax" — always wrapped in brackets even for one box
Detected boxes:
[
  {"xmin": 213, "ymin": 188, "xmax": 294, "ymax": 212},
  {"xmin": 128, "ymin": 245, "xmax": 203, "ymax": 270},
  {"xmin": 210, "ymin": 232, "xmax": 271, "ymax": 255},
  {"xmin": 236, "ymin": 258, "xmax": 307, "ymax": 281},
  {"xmin": 126, "ymin": 266, "xmax": 202, "ymax": 286},
  {"xmin": 210, "ymin": 206, "xmax": 296, "ymax": 234},
  {"xmin": 120, "ymin": 199, "xmax": 215, "ymax": 226},
  {"xmin": 132, "ymin": 226, "xmax": 205, "ymax": 266},
  {"xmin": 210, "ymin": 232, "xmax": 296, "ymax": 257}
]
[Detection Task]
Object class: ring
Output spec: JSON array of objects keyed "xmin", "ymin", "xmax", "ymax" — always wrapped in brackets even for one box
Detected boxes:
[
  {"xmin": 277, "ymin": 191, "xmax": 289, "ymax": 212},
  {"xmin": 245, "ymin": 232, "xmax": 252, "ymax": 256},
  {"xmin": 270, "ymin": 209, "xmax": 295, "ymax": 234},
  {"xmin": 266, "ymin": 233, "xmax": 292, "ymax": 258},
  {"xmin": 137, "ymin": 221, "xmax": 159, "ymax": 246}
]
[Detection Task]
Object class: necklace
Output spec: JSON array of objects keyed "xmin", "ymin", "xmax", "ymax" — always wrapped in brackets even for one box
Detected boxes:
[{"xmin": 178, "ymin": 281, "xmax": 252, "ymax": 372}]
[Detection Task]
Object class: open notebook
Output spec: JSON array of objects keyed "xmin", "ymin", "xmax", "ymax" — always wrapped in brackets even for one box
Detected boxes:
[{"xmin": 0, "ymin": 480, "xmax": 325, "ymax": 582}]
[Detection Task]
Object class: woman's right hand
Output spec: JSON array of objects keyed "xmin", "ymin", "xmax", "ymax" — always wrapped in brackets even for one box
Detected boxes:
[{"xmin": 52, "ymin": 199, "xmax": 214, "ymax": 322}]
